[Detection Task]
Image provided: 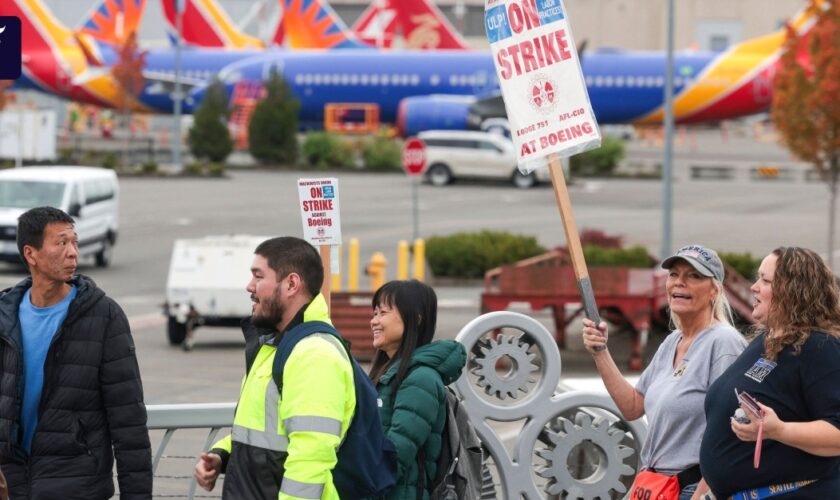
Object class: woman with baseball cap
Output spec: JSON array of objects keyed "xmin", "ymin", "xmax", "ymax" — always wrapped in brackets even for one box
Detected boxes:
[{"xmin": 582, "ymin": 244, "xmax": 746, "ymax": 500}]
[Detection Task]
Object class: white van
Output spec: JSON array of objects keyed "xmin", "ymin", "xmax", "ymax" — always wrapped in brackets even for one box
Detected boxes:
[
  {"xmin": 417, "ymin": 130, "xmax": 550, "ymax": 188},
  {"xmin": 0, "ymin": 167, "xmax": 119, "ymax": 267}
]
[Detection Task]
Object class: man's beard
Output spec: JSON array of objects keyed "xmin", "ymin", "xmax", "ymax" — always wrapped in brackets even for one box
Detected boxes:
[{"xmin": 252, "ymin": 286, "xmax": 285, "ymax": 330}]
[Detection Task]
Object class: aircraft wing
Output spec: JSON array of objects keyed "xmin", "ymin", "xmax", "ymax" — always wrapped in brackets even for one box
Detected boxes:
[{"xmin": 142, "ymin": 70, "xmax": 208, "ymax": 94}]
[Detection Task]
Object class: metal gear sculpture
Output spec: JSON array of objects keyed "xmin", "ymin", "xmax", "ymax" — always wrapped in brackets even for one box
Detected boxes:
[
  {"xmin": 453, "ymin": 311, "xmax": 648, "ymax": 499},
  {"xmin": 472, "ymin": 334, "xmax": 538, "ymax": 400},
  {"xmin": 536, "ymin": 413, "xmax": 635, "ymax": 498}
]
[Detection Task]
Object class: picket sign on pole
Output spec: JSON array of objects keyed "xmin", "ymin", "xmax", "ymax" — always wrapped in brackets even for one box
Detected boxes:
[
  {"xmin": 485, "ymin": 0, "xmax": 604, "ymax": 340},
  {"xmin": 298, "ymin": 178, "xmax": 342, "ymax": 311}
]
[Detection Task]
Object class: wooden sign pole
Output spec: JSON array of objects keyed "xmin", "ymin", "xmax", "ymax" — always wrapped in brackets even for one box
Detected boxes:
[
  {"xmin": 320, "ymin": 244, "xmax": 331, "ymax": 313},
  {"xmin": 547, "ymin": 154, "xmax": 603, "ymax": 345}
]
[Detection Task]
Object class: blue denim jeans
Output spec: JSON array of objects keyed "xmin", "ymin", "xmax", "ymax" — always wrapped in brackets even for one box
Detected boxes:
[{"xmin": 679, "ymin": 482, "xmax": 698, "ymax": 500}]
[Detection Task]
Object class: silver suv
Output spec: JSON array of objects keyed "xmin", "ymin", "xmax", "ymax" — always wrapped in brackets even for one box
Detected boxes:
[{"xmin": 417, "ymin": 130, "xmax": 547, "ymax": 188}]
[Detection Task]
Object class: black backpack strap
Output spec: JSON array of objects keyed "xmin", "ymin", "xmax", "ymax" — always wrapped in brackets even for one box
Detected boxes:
[{"xmin": 272, "ymin": 320, "xmax": 344, "ymax": 393}]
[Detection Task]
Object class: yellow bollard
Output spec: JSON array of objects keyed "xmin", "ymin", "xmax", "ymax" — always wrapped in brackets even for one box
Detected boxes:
[
  {"xmin": 397, "ymin": 240, "xmax": 409, "ymax": 280},
  {"xmin": 413, "ymin": 239, "xmax": 425, "ymax": 281},
  {"xmin": 367, "ymin": 252, "xmax": 387, "ymax": 291},
  {"xmin": 331, "ymin": 244, "xmax": 342, "ymax": 292},
  {"xmin": 348, "ymin": 238, "xmax": 360, "ymax": 292}
]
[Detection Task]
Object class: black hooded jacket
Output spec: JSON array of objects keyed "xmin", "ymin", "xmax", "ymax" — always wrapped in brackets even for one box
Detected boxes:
[{"xmin": 0, "ymin": 275, "xmax": 152, "ymax": 499}]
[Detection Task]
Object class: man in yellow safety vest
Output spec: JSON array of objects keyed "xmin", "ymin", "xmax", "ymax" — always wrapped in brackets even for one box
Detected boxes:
[{"xmin": 193, "ymin": 236, "xmax": 354, "ymax": 499}]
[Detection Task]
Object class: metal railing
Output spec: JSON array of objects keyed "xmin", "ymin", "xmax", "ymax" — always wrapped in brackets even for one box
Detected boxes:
[{"xmin": 147, "ymin": 403, "xmax": 235, "ymax": 499}]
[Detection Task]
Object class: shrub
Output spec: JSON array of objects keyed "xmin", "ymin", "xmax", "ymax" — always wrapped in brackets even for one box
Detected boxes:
[
  {"xmin": 249, "ymin": 72, "xmax": 299, "ymax": 165},
  {"xmin": 101, "ymin": 153, "xmax": 118, "ymax": 170},
  {"xmin": 58, "ymin": 148, "xmax": 75, "ymax": 164},
  {"xmin": 582, "ymin": 245, "xmax": 654, "ymax": 268},
  {"xmin": 719, "ymin": 251, "xmax": 762, "ymax": 280},
  {"xmin": 141, "ymin": 161, "xmax": 158, "ymax": 175},
  {"xmin": 184, "ymin": 161, "xmax": 203, "ymax": 175},
  {"xmin": 578, "ymin": 228, "xmax": 624, "ymax": 249},
  {"xmin": 207, "ymin": 162, "xmax": 226, "ymax": 177},
  {"xmin": 302, "ymin": 132, "xmax": 355, "ymax": 169},
  {"xmin": 188, "ymin": 79, "xmax": 233, "ymax": 163},
  {"xmin": 362, "ymin": 136, "xmax": 401, "ymax": 171},
  {"xmin": 426, "ymin": 230, "xmax": 546, "ymax": 279},
  {"xmin": 570, "ymin": 136, "xmax": 625, "ymax": 177}
]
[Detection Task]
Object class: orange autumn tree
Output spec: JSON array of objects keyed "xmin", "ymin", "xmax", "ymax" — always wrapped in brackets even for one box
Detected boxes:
[
  {"xmin": 773, "ymin": 0, "xmax": 840, "ymax": 266},
  {"xmin": 0, "ymin": 81, "xmax": 15, "ymax": 111},
  {"xmin": 111, "ymin": 31, "xmax": 147, "ymax": 164}
]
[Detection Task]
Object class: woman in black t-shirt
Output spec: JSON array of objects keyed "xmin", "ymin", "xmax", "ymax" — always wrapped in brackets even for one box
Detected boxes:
[{"xmin": 700, "ymin": 247, "xmax": 840, "ymax": 499}]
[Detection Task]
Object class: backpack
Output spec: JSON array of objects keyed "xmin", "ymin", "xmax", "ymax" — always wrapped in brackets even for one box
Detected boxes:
[
  {"xmin": 419, "ymin": 385, "xmax": 485, "ymax": 500},
  {"xmin": 272, "ymin": 320, "xmax": 398, "ymax": 498}
]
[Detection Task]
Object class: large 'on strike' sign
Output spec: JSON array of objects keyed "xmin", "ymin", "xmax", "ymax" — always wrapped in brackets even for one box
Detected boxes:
[{"xmin": 402, "ymin": 138, "xmax": 427, "ymax": 176}]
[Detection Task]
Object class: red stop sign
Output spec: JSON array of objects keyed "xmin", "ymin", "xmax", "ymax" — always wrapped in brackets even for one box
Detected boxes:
[{"xmin": 402, "ymin": 138, "xmax": 427, "ymax": 176}]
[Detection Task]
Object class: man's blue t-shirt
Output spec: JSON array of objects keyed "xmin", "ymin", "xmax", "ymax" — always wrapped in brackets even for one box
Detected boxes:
[{"xmin": 19, "ymin": 286, "xmax": 77, "ymax": 454}]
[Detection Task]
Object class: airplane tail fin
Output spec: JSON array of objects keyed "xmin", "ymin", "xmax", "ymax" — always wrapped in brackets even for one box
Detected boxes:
[
  {"xmin": 77, "ymin": 0, "xmax": 147, "ymax": 45},
  {"xmin": 396, "ymin": 0, "xmax": 470, "ymax": 50},
  {"xmin": 279, "ymin": 0, "xmax": 370, "ymax": 49},
  {"xmin": 0, "ymin": 0, "xmax": 80, "ymax": 91},
  {"xmin": 161, "ymin": 0, "xmax": 264, "ymax": 49},
  {"xmin": 352, "ymin": 0, "xmax": 398, "ymax": 48},
  {"xmin": 0, "ymin": 0, "xmax": 125, "ymax": 107}
]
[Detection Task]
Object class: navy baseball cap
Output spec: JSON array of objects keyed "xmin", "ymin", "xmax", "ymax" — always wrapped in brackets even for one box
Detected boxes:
[{"xmin": 661, "ymin": 245, "xmax": 724, "ymax": 282}]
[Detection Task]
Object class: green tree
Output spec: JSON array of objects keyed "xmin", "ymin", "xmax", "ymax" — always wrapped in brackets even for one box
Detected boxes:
[
  {"xmin": 248, "ymin": 72, "xmax": 300, "ymax": 165},
  {"xmin": 773, "ymin": 0, "xmax": 840, "ymax": 267},
  {"xmin": 188, "ymin": 80, "xmax": 233, "ymax": 163}
]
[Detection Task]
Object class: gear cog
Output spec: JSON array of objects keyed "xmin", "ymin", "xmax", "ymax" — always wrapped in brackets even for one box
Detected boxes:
[
  {"xmin": 471, "ymin": 334, "xmax": 538, "ymax": 400},
  {"xmin": 536, "ymin": 412, "xmax": 635, "ymax": 499}
]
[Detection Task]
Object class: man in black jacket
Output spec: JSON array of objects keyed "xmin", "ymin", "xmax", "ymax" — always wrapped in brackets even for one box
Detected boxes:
[{"xmin": 0, "ymin": 207, "xmax": 152, "ymax": 499}]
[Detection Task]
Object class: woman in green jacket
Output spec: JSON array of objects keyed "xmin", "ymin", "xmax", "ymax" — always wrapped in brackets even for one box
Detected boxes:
[{"xmin": 369, "ymin": 280, "xmax": 467, "ymax": 500}]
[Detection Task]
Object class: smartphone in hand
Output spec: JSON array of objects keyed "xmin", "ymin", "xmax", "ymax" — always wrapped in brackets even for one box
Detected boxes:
[{"xmin": 734, "ymin": 388, "xmax": 764, "ymax": 419}]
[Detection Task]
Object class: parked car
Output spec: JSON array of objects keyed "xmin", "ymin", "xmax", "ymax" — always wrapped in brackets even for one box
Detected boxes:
[
  {"xmin": 417, "ymin": 130, "xmax": 548, "ymax": 188},
  {"xmin": 0, "ymin": 166, "xmax": 119, "ymax": 266}
]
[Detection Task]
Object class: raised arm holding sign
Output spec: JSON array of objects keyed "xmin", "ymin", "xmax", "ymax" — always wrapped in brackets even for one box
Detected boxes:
[{"xmin": 485, "ymin": 0, "xmax": 604, "ymax": 341}]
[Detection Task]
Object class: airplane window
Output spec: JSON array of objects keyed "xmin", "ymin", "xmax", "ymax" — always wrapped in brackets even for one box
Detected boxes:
[
  {"xmin": 655, "ymin": 76, "xmax": 664, "ymax": 87},
  {"xmin": 401, "ymin": 75, "xmax": 410, "ymax": 85},
  {"xmin": 585, "ymin": 76, "xmax": 593, "ymax": 86},
  {"xmin": 449, "ymin": 75, "xmax": 458, "ymax": 86},
  {"xmin": 295, "ymin": 75, "xmax": 304, "ymax": 84},
  {"xmin": 371, "ymin": 75, "xmax": 379, "ymax": 85},
  {"xmin": 430, "ymin": 75, "xmax": 440, "ymax": 86},
  {"xmin": 382, "ymin": 75, "xmax": 389, "ymax": 84},
  {"xmin": 350, "ymin": 74, "xmax": 358, "ymax": 85},
  {"xmin": 411, "ymin": 75, "xmax": 420, "ymax": 85},
  {"xmin": 341, "ymin": 74, "xmax": 349, "ymax": 85},
  {"xmin": 615, "ymin": 76, "xmax": 624, "ymax": 87},
  {"xmin": 595, "ymin": 76, "xmax": 603, "ymax": 87},
  {"xmin": 360, "ymin": 74, "xmax": 369, "ymax": 85},
  {"xmin": 605, "ymin": 76, "xmax": 613, "ymax": 87},
  {"xmin": 645, "ymin": 76, "xmax": 655, "ymax": 87},
  {"xmin": 314, "ymin": 74, "xmax": 322, "ymax": 85}
]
